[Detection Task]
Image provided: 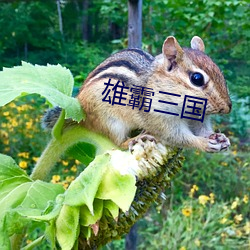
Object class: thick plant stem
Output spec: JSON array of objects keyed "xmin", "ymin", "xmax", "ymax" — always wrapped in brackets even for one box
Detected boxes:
[
  {"xmin": 11, "ymin": 126, "xmax": 116, "ymax": 249},
  {"xmin": 10, "ymin": 229, "xmax": 26, "ymax": 250},
  {"xmin": 30, "ymin": 126, "xmax": 117, "ymax": 181}
]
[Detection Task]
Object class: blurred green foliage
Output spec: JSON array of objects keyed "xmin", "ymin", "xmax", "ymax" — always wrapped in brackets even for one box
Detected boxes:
[{"xmin": 0, "ymin": 1, "xmax": 249, "ymax": 95}]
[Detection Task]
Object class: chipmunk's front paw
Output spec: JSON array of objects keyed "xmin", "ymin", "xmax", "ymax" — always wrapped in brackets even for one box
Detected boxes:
[
  {"xmin": 128, "ymin": 134, "xmax": 156, "ymax": 152},
  {"xmin": 206, "ymin": 133, "xmax": 230, "ymax": 152}
]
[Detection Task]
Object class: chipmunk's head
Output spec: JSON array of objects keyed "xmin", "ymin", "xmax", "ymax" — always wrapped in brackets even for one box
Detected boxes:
[{"xmin": 159, "ymin": 36, "xmax": 232, "ymax": 115}]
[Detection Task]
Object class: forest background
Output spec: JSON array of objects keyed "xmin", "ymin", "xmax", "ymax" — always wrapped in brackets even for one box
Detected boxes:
[{"xmin": 0, "ymin": 0, "xmax": 249, "ymax": 249}]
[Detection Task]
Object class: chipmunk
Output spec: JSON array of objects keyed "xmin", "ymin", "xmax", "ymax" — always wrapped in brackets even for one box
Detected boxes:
[{"xmin": 44, "ymin": 36, "xmax": 232, "ymax": 153}]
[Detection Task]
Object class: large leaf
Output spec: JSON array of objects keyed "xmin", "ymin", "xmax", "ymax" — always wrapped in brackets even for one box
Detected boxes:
[
  {"xmin": 96, "ymin": 167, "xmax": 136, "ymax": 212},
  {"xmin": 0, "ymin": 154, "xmax": 65, "ymax": 248},
  {"xmin": 63, "ymin": 154, "xmax": 110, "ymax": 213},
  {"xmin": 0, "ymin": 62, "xmax": 85, "ymax": 121},
  {"xmin": 79, "ymin": 199, "xmax": 103, "ymax": 227},
  {"xmin": 66, "ymin": 142, "xmax": 96, "ymax": 165},
  {"xmin": 0, "ymin": 154, "xmax": 30, "ymax": 181},
  {"xmin": 56, "ymin": 205, "xmax": 80, "ymax": 250},
  {"xmin": 103, "ymin": 200, "xmax": 119, "ymax": 219},
  {"xmin": 0, "ymin": 176, "xmax": 31, "ymax": 201},
  {"xmin": 21, "ymin": 181, "xmax": 64, "ymax": 210},
  {"xmin": 64, "ymin": 151, "xmax": 137, "ymax": 214}
]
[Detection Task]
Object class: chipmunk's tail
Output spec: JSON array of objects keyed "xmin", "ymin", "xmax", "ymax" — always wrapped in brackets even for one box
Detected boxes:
[{"xmin": 41, "ymin": 106, "xmax": 62, "ymax": 130}]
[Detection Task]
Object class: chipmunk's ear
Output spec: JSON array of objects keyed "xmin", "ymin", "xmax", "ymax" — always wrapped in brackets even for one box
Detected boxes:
[
  {"xmin": 191, "ymin": 36, "xmax": 205, "ymax": 52},
  {"xmin": 162, "ymin": 36, "xmax": 184, "ymax": 63}
]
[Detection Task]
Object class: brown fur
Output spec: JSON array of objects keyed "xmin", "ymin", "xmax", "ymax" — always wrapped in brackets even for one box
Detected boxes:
[{"xmin": 77, "ymin": 36, "xmax": 231, "ymax": 152}]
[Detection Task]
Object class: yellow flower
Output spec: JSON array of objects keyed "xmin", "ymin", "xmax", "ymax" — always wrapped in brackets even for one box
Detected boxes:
[
  {"xmin": 236, "ymin": 229, "xmax": 242, "ymax": 237},
  {"xmin": 209, "ymin": 193, "xmax": 215, "ymax": 204},
  {"xmin": 189, "ymin": 184, "xmax": 199, "ymax": 198},
  {"xmin": 32, "ymin": 157, "xmax": 39, "ymax": 162},
  {"xmin": 220, "ymin": 217, "xmax": 228, "ymax": 224},
  {"xmin": 243, "ymin": 195, "xmax": 248, "ymax": 204},
  {"xmin": 234, "ymin": 214, "xmax": 243, "ymax": 224},
  {"xmin": 182, "ymin": 207, "xmax": 192, "ymax": 217},
  {"xmin": 232, "ymin": 150, "xmax": 237, "ymax": 156},
  {"xmin": 0, "ymin": 130, "xmax": 8, "ymax": 138},
  {"xmin": 17, "ymin": 105, "xmax": 31, "ymax": 112},
  {"xmin": 244, "ymin": 221, "xmax": 250, "ymax": 234},
  {"xmin": 63, "ymin": 182, "xmax": 69, "ymax": 189},
  {"xmin": 221, "ymin": 162, "xmax": 228, "ymax": 167},
  {"xmin": 66, "ymin": 176, "xmax": 75, "ymax": 182},
  {"xmin": 19, "ymin": 161, "xmax": 28, "ymax": 169},
  {"xmin": 3, "ymin": 138, "xmax": 9, "ymax": 145},
  {"xmin": 4, "ymin": 147, "xmax": 10, "ymax": 152},
  {"xmin": 198, "ymin": 195, "xmax": 210, "ymax": 206},
  {"xmin": 179, "ymin": 247, "xmax": 186, "ymax": 250},
  {"xmin": 231, "ymin": 198, "xmax": 240, "ymax": 209},
  {"xmin": 26, "ymin": 121, "xmax": 33, "ymax": 129},
  {"xmin": 194, "ymin": 238, "xmax": 201, "ymax": 247},
  {"xmin": 17, "ymin": 106, "xmax": 24, "ymax": 112},
  {"xmin": 62, "ymin": 160, "xmax": 69, "ymax": 166},
  {"xmin": 221, "ymin": 232, "xmax": 227, "ymax": 238},
  {"xmin": 71, "ymin": 165, "xmax": 77, "ymax": 172},
  {"xmin": 75, "ymin": 159, "xmax": 81, "ymax": 165},
  {"xmin": 11, "ymin": 119, "xmax": 18, "ymax": 127},
  {"xmin": 51, "ymin": 175, "xmax": 61, "ymax": 183},
  {"xmin": 3, "ymin": 111, "xmax": 9, "ymax": 116},
  {"xmin": 18, "ymin": 152, "xmax": 30, "ymax": 159},
  {"xmin": 9, "ymin": 102, "xmax": 16, "ymax": 108}
]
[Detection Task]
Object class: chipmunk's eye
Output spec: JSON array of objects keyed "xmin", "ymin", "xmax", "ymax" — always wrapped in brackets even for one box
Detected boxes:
[{"xmin": 190, "ymin": 72, "xmax": 204, "ymax": 87}]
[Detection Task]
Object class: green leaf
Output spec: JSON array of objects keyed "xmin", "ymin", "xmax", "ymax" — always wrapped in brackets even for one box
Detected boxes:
[
  {"xmin": 20, "ymin": 181, "xmax": 64, "ymax": 213},
  {"xmin": 0, "ymin": 182, "xmax": 33, "ymax": 217},
  {"xmin": 66, "ymin": 142, "xmax": 96, "ymax": 165},
  {"xmin": 80, "ymin": 199, "xmax": 103, "ymax": 227},
  {"xmin": 0, "ymin": 62, "xmax": 85, "ymax": 122},
  {"xmin": 56, "ymin": 205, "xmax": 80, "ymax": 250},
  {"xmin": 0, "ymin": 154, "xmax": 65, "ymax": 245},
  {"xmin": 80, "ymin": 226, "xmax": 92, "ymax": 240},
  {"xmin": 0, "ymin": 154, "xmax": 30, "ymax": 181},
  {"xmin": 21, "ymin": 235, "xmax": 45, "ymax": 250},
  {"xmin": 64, "ymin": 150, "xmax": 137, "ymax": 214},
  {"xmin": 0, "ymin": 231, "xmax": 10, "ymax": 250},
  {"xmin": 64, "ymin": 154, "xmax": 111, "ymax": 213},
  {"xmin": 96, "ymin": 167, "xmax": 136, "ymax": 212},
  {"xmin": 0, "ymin": 182, "xmax": 33, "ymax": 247},
  {"xmin": 3, "ymin": 210, "xmax": 31, "ymax": 237},
  {"xmin": 52, "ymin": 109, "xmax": 65, "ymax": 139},
  {"xmin": 0, "ymin": 181, "xmax": 64, "ymax": 239},
  {"xmin": 0, "ymin": 176, "xmax": 32, "ymax": 201},
  {"xmin": 26, "ymin": 198, "xmax": 63, "ymax": 222},
  {"xmin": 45, "ymin": 221, "xmax": 56, "ymax": 249},
  {"xmin": 103, "ymin": 200, "xmax": 119, "ymax": 219}
]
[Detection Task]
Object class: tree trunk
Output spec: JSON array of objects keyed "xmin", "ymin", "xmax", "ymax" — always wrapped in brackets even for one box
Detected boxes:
[
  {"xmin": 82, "ymin": 0, "xmax": 89, "ymax": 41},
  {"xmin": 125, "ymin": 224, "xmax": 137, "ymax": 250},
  {"xmin": 56, "ymin": 0, "xmax": 63, "ymax": 36},
  {"xmin": 128, "ymin": 0, "xmax": 142, "ymax": 48}
]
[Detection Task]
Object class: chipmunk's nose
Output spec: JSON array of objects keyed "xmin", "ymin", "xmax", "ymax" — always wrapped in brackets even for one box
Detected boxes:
[{"xmin": 219, "ymin": 101, "xmax": 232, "ymax": 114}]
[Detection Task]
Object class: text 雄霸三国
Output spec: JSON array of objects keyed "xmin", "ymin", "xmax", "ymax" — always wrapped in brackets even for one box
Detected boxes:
[{"xmin": 102, "ymin": 79, "xmax": 207, "ymax": 123}]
